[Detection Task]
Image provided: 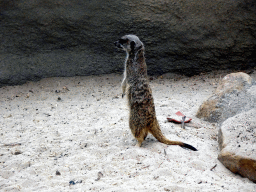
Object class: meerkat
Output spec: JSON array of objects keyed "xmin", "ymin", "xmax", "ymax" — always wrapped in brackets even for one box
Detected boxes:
[{"xmin": 114, "ymin": 34, "xmax": 197, "ymax": 151}]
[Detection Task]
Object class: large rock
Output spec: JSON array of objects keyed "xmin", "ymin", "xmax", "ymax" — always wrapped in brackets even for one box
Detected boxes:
[
  {"xmin": 196, "ymin": 72, "xmax": 255, "ymax": 124},
  {"xmin": 218, "ymin": 109, "xmax": 256, "ymax": 183},
  {"xmin": 1, "ymin": 0, "xmax": 256, "ymax": 86}
]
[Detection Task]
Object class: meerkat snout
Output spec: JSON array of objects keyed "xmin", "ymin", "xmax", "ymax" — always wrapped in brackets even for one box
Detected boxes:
[
  {"xmin": 114, "ymin": 41, "xmax": 121, "ymax": 48},
  {"xmin": 114, "ymin": 38, "xmax": 127, "ymax": 50}
]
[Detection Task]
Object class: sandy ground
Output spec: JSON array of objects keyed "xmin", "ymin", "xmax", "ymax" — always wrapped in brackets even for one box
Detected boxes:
[{"xmin": 0, "ymin": 71, "xmax": 256, "ymax": 192}]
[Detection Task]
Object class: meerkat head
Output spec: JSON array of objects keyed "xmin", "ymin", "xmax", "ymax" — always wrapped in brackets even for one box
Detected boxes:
[{"xmin": 114, "ymin": 35, "xmax": 144, "ymax": 54}]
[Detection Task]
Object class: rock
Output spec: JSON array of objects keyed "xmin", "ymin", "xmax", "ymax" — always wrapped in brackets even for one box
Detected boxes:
[
  {"xmin": 215, "ymin": 72, "xmax": 253, "ymax": 95},
  {"xmin": 1, "ymin": 1, "xmax": 256, "ymax": 86},
  {"xmin": 196, "ymin": 72, "xmax": 255, "ymax": 124},
  {"xmin": 218, "ymin": 109, "xmax": 256, "ymax": 183}
]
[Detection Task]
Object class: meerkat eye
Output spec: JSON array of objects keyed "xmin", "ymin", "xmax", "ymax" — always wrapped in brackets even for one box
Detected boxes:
[{"xmin": 130, "ymin": 41, "xmax": 136, "ymax": 50}]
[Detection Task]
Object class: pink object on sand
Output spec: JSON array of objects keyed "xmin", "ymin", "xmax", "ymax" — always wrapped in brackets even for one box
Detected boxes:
[
  {"xmin": 167, "ymin": 111, "xmax": 192, "ymax": 124},
  {"xmin": 175, "ymin": 111, "xmax": 184, "ymax": 116}
]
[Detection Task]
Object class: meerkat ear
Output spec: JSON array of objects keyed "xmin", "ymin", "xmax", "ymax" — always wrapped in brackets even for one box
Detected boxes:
[{"xmin": 130, "ymin": 41, "xmax": 136, "ymax": 51}]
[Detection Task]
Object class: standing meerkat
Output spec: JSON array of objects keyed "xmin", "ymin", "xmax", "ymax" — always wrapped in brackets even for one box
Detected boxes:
[{"xmin": 114, "ymin": 34, "xmax": 197, "ymax": 151}]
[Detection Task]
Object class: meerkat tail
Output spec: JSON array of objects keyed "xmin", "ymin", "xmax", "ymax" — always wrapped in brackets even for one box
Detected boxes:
[
  {"xmin": 150, "ymin": 121, "xmax": 198, "ymax": 151},
  {"xmin": 182, "ymin": 143, "xmax": 198, "ymax": 151}
]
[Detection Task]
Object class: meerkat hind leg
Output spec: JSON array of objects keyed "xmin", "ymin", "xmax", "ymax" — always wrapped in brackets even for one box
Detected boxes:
[
  {"xmin": 135, "ymin": 130, "xmax": 148, "ymax": 147},
  {"xmin": 135, "ymin": 136, "xmax": 146, "ymax": 147},
  {"xmin": 135, "ymin": 139, "xmax": 143, "ymax": 147}
]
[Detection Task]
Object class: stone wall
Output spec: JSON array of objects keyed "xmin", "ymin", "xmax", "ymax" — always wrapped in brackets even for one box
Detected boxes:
[{"xmin": 1, "ymin": 0, "xmax": 255, "ymax": 86}]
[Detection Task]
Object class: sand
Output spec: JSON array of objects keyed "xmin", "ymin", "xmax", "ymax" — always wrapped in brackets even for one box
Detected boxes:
[{"xmin": 0, "ymin": 72, "xmax": 255, "ymax": 192}]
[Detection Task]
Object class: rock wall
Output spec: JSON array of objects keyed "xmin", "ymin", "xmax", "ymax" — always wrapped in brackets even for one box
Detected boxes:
[{"xmin": 1, "ymin": 0, "xmax": 256, "ymax": 86}]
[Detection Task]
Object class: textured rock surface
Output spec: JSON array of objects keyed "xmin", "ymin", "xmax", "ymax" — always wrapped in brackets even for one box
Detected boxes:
[
  {"xmin": 218, "ymin": 109, "xmax": 256, "ymax": 183},
  {"xmin": 196, "ymin": 72, "xmax": 255, "ymax": 124},
  {"xmin": 1, "ymin": 0, "xmax": 256, "ymax": 86}
]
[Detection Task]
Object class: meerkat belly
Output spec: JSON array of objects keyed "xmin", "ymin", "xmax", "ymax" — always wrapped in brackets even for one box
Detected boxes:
[{"xmin": 129, "ymin": 84, "xmax": 156, "ymax": 122}]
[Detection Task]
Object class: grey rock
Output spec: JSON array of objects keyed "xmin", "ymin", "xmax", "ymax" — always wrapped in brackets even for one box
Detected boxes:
[
  {"xmin": 218, "ymin": 109, "xmax": 256, "ymax": 183},
  {"xmin": 0, "ymin": 0, "xmax": 256, "ymax": 86},
  {"xmin": 196, "ymin": 72, "xmax": 255, "ymax": 124}
]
